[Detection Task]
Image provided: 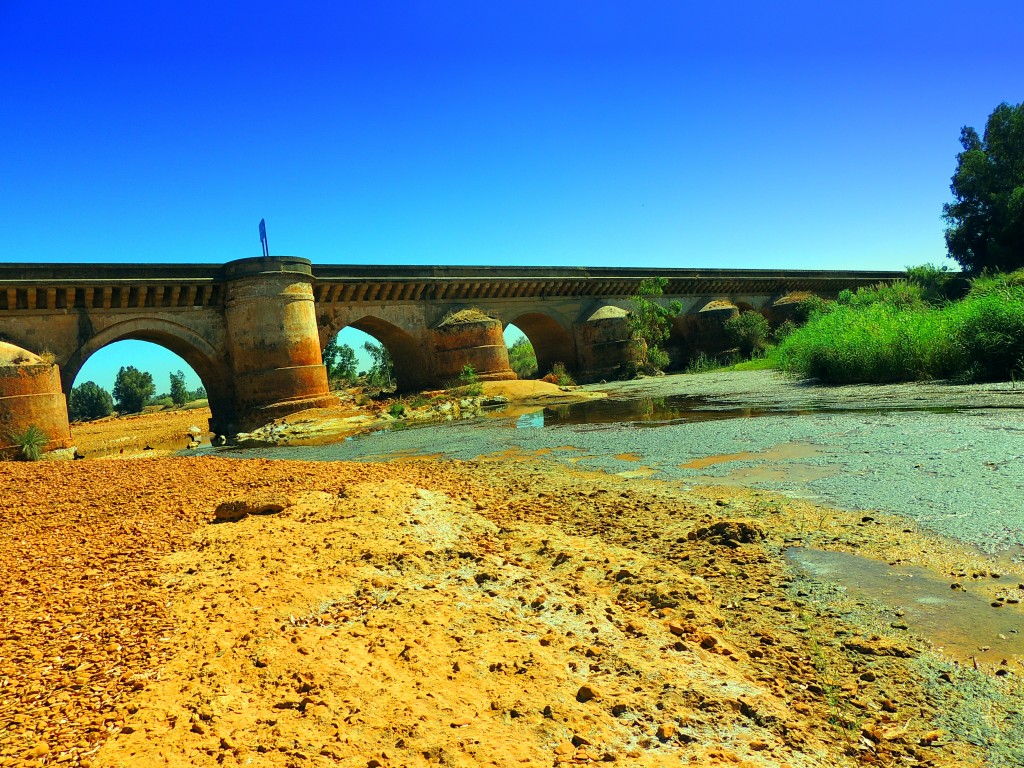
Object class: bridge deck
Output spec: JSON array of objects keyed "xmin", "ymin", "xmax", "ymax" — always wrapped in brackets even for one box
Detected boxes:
[{"xmin": 0, "ymin": 263, "xmax": 903, "ymax": 310}]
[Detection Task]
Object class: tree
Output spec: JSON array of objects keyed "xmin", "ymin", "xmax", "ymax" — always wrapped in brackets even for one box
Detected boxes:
[
  {"xmin": 362, "ymin": 341, "xmax": 394, "ymax": 389},
  {"xmin": 508, "ymin": 336, "xmax": 538, "ymax": 378},
  {"xmin": 322, "ymin": 337, "xmax": 358, "ymax": 384},
  {"xmin": 169, "ymin": 370, "xmax": 188, "ymax": 407},
  {"xmin": 628, "ymin": 277, "xmax": 683, "ymax": 371},
  {"xmin": 112, "ymin": 366, "xmax": 155, "ymax": 414},
  {"xmin": 68, "ymin": 381, "xmax": 114, "ymax": 421},
  {"xmin": 943, "ymin": 101, "xmax": 1024, "ymax": 274}
]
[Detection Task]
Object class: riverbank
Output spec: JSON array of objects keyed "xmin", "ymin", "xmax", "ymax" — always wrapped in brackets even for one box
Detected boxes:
[{"xmin": 3, "ymin": 457, "xmax": 1020, "ymax": 767}]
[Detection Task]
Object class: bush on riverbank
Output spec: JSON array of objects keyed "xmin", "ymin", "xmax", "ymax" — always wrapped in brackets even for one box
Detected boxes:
[{"xmin": 774, "ymin": 274, "xmax": 1024, "ymax": 383}]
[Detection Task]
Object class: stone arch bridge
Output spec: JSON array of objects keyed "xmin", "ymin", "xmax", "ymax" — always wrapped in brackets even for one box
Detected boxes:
[{"xmin": 0, "ymin": 257, "xmax": 901, "ymax": 448}]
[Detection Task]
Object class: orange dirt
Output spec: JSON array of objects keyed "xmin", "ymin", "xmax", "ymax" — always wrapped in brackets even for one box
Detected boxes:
[
  {"xmin": 3, "ymin": 450, "xmax": 1020, "ymax": 767},
  {"xmin": 69, "ymin": 408, "xmax": 213, "ymax": 458}
]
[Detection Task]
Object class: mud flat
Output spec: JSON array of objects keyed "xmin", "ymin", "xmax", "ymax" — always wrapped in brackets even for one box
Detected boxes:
[{"xmin": 248, "ymin": 371, "xmax": 1024, "ymax": 554}]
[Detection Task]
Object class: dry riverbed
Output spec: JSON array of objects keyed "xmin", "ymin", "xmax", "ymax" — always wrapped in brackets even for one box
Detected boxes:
[
  {"xmin": 3, "ymin": 453, "xmax": 1023, "ymax": 767},
  {"xmin": 5, "ymin": 371, "xmax": 1024, "ymax": 767}
]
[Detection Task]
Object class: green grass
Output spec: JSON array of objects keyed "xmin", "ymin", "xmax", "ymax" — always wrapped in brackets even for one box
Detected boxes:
[{"xmin": 774, "ymin": 282, "xmax": 1024, "ymax": 384}]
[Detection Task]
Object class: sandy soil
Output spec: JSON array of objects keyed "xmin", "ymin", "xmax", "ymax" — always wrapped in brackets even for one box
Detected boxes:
[
  {"xmin": 69, "ymin": 408, "xmax": 212, "ymax": 458},
  {"xmin": 4, "ymin": 449, "xmax": 1022, "ymax": 767}
]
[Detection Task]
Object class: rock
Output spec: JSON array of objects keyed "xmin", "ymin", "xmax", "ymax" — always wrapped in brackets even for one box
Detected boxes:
[
  {"xmin": 656, "ymin": 723, "xmax": 676, "ymax": 740},
  {"xmin": 687, "ymin": 519, "xmax": 766, "ymax": 548},
  {"xmin": 187, "ymin": 425, "xmax": 202, "ymax": 436},
  {"xmin": 576, "ymin": 685, "xmax": 599, "ymax": 703},
  {"xmin": 843, "ymin": 637, "xmax": 917, "ymax": 658},
  {"xmin": 25, "ymin": 743, "xmax": 49, "ymax": 758},
  {"xmin": 212, "ymin": 498, "xmax": 289, "ymax": 523},
  {"xmin": 554, "ymin": 742, "xmax": 575, "ymax": 755}
]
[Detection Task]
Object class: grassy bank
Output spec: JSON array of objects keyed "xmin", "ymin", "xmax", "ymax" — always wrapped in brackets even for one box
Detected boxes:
[{"xmin": 772, "ymin": 270, "xmax": 1024, "ymax": 384}]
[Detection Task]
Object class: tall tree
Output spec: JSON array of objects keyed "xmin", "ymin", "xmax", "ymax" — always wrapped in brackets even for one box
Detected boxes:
[
  {"xmin": 169, "ymin": 370, "xmax": 188, "ymax": 407},
  {"xmin": 508, "ymin": 336, "xmax": 538, "ymax": 379},
  {"xmin": 943, "ymin": 101, "xmax": 1024, "ymax": 274},
  {"xmin": 362, "ymin": 341, "xmax": 394, "ymax": 389},
  {"xmin": 322, "ymin": 337, "xmax": 358, "ymax": 384},
  {"xmin": 68, "ymin": 381, "xmax": 114, "ymax": 421},
  {"xmin": 112, "ymin": 366, "xmax": 155, "ymax": 414}
]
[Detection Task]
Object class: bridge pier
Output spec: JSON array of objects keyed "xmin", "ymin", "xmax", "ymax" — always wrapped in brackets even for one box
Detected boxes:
[
  {"xmin": 432, "ymin": 313, "xmax": 515, "ymax": 383},
  {"xmin": 574, "ymin": 305, "xmax": 643, "ymax": 382},
  {"xmin": 0, "ymin": 343, "xmax": 71, "ymax": 458},
  {"xmin": 222, "ymin": 257, "xmax": 337, "ymax": 433}
]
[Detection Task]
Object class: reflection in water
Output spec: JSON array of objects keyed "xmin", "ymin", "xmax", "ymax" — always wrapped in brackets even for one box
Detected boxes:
[
  {"xmin": 787, "ymin": 548, "xmax": 1024, "ymax": 665},
  {"xmin": 513, "ymin": 394, "xmax": 975, "ymax": 430},
  {"xmin": 516, "ymin": 411, "xmax": 545, "ymax": 429}
]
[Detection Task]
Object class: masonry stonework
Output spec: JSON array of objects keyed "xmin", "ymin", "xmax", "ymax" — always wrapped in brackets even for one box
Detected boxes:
[{"xmin": 0, "ymin": 260, "xmax": 904, "ymax": 450}]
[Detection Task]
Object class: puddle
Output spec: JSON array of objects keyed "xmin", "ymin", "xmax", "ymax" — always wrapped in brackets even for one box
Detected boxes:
[
  {"xmin": 787, "ymin": 548, "xmax": 1024, "ymax": 664},
  {"xmin": 681, "ymin": 442, "xmax": 822, "ymax": 469},
  {"xmin": 512, "ymin": 395, "xmax": 989, "ymax": 429}
]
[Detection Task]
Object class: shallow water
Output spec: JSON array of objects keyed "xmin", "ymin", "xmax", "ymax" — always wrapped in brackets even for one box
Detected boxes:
[
  {"xmin": 787, "ymin": 547, "xmax": 1024, "ymax": 665},
  {"xmin": 515, "ymin": 395, "xmax": 970, "ymax": 429}
]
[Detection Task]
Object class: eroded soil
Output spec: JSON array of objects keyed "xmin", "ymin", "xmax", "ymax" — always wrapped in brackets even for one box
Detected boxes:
[{"xmin": 3, "ymin": 454, "xmax": 1022, "ymax": 767}]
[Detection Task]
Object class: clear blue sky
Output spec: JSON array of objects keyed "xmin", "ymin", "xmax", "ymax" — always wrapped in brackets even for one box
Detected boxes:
[{"xmin": 2, "ymin": 1, "xmax": 1022, "ymax": 390}]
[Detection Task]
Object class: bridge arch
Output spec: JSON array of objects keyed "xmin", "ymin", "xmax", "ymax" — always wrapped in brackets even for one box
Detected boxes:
[
  {"xmin": 62, "ymin": 318, "xmax": 233, "ymax": 428},
  {"xmin": 502, "ymin": 311, "xmax": 577, "ymax": 378},
  {"xmin": 321, "ymin": 314, "xmax": 431, "ymax": 392}
]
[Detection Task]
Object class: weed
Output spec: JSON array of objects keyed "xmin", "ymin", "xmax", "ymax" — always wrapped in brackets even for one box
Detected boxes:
[
  {"xmin": 458, "ymin": 365, "xmax": 483, "ymax": 396},
  {"xmin": 10, "ymin": 424, "xmax": 46, "ymax": 461},
  {"xmin": 684, "ymin": 352, "xmax": 720, "ymax": 374}
]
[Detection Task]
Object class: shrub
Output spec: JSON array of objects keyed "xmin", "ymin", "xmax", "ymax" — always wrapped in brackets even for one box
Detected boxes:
[
  {"xmin": 68, "ymin": 381, "xmax": 113, "ymax": 421},
  {"xmin": 968, "ymin": 269, "xmax": 1024, "ymax": 297},
  {"xmin": 947, "ymin": 288, "xmax": 1024, "ymax": 381},
  {"xmin": 645, "ymin": 346, "xmax": 671, "ymax": 372},
  {"xmin": 407, "ymin": 394, "xmax": 430, "ymax": 409},
  {"xmin": 628, "ymin": 277, "xmax": 682, "ymax": 371},
  {"xmin": 842, "ymin": 281, "xmax": 925, "ymax": 311},
  {"xmin": 388, "ymin": 402, "xmax": 407, "ymax": 418},
  {"xmin": 774, "ymin": 302, "xmax": 961, "ymax": 384},
  {"xmin": 10, "ymin": 425, "xmax": 46, "ymax": 461},
  {"xmin": 794, "ymin": 295, "xmax": 832, "ymax": 323},
  {"xmin": 724, "ymin": 311, "xmax": 770, "ymax": 358},
  {"xmin": 772, "ymin": 319, "xmax": 797, "ymax": 343},
  {"xmin": 906, "ymin": 263, "xmax": 958, "ymax": 304},
  {"xmin": 541, "ymin": 362, "xmax": 576, "ymax": 387}
]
